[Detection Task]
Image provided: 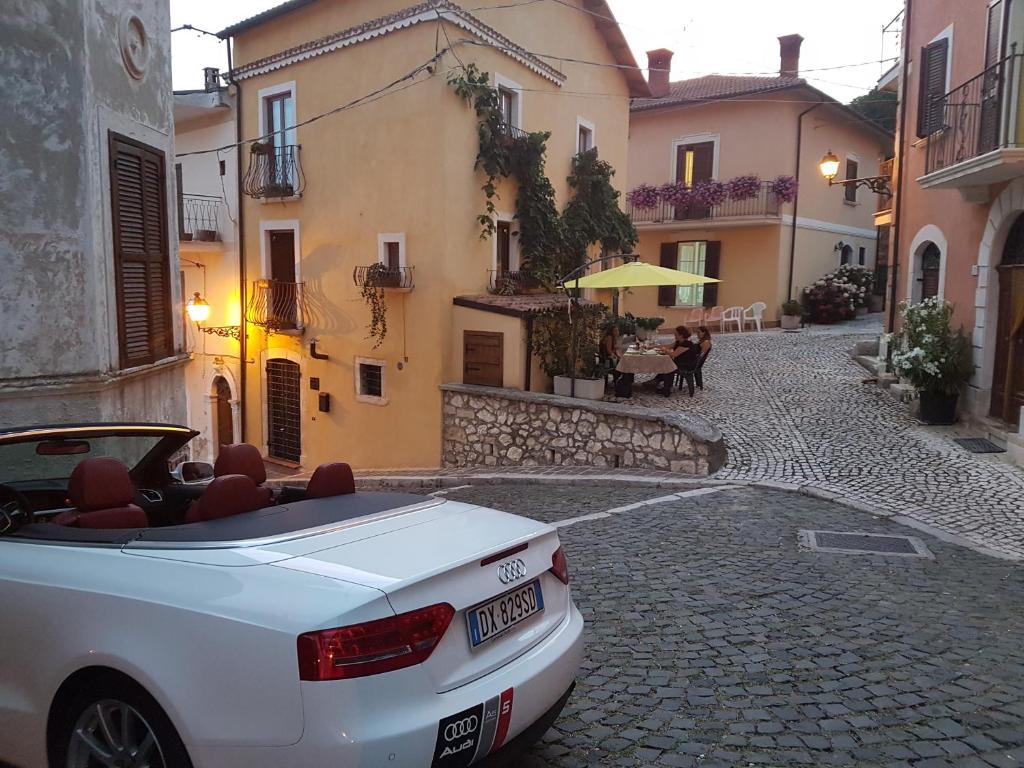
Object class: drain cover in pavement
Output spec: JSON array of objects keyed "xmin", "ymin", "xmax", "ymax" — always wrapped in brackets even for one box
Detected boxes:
[
  {"xmin": 953, "ymin": 437, "xmax": 1006, "ymax": 454},
  {"xmin": 798, "ymin": 530, "xmax": 933, "ymax": 558}
]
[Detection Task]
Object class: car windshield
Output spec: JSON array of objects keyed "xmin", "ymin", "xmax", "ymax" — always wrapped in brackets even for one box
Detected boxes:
[{"xmin": 0, "ymin": 435, "xmax": 164, "ymax": 483}]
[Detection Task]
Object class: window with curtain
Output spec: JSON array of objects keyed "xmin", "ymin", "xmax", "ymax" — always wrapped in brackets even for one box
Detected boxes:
[{"xmin": 676, "ymin": 241, "xmax": 707, "ymax": 306}]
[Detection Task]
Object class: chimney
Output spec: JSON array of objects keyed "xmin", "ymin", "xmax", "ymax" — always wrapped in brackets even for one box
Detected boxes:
[
  {"xmin": 778, "ymin": 34, "xmax": 803, "ymax": 78},
  {"xmin": 646, "ymin": 48, "xmax": 673, "ymax": 98},
  {"xmin": 203, "ymin": 67, "xmax": 221, "ymax": 92}
]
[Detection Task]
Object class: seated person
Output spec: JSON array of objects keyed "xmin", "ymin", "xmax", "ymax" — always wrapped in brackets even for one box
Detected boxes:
[
  {"xmin": 655, "ymin": 325, "xmax": 699, "ymax": 395},
  {"xmin": 693, "ymin": 326, "xmax": 713, "ymax": 391},
  {"xmin": 599, "ymin": 323, "xmax": 622, "ymax": 382}
]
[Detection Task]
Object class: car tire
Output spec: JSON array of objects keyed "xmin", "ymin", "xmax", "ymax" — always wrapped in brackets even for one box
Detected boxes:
[{"xmin": 49, "ymin": 674, "xmax": 192, "ymax": 768}]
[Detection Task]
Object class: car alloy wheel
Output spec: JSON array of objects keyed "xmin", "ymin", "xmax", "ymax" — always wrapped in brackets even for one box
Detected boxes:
[{"xmin": 66, "ymin": 699, "xmax": 166, "ymax": 768}]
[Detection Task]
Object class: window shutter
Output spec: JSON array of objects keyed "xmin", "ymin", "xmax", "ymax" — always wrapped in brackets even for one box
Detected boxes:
[
  {"xmin": 985, "ymin": 1, "xmax": 1003, "ymax": 70},
  {"xmin": 110, "ymin": 133, "xmax": 172, "ymax": 368},
  {"xmin": 845, "ymin": 159, "xmax": 859, "ymax": 203},
  {"xmin": 690, "ymin": 143, "xmax": 715, "ymax": 184},
  {"xmin": 702, "ymin": 241, "xmax": 721, "ymax": 308},
  {"xmin": 916, "ymin": 39, "xmax": 948, "ymax": 138},
  {"xmin": 659, "ymin": 243, "xmax": 678, "ymax": 306}
]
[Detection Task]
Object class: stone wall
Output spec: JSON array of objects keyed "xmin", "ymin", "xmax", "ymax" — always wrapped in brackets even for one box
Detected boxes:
[{"xmin": 441, "ymin": 384, "xmax": 727, "ymax": 475}]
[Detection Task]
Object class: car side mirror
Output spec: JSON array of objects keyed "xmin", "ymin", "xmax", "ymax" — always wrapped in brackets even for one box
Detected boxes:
[{"xmin": 170, "ymin": 461, "xmax": 215, "ymax": 483}]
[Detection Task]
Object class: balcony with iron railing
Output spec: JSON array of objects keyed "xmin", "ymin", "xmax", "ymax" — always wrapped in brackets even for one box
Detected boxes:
[
  {"xmin": 243, "ymin": 143, "xmax": 305, "ymax": 199},
  {"xmin": 352, "ymin": 264, "xmax": 415, "ymax": 291},
  {"xmin": 627, "ymin": 180, "xmax": 782, "ymax": 226},
  {"xmin": 922, "ymin": 51, "xmax": 1024, "ymax": 189},
  {"xmin": 178, "ymin": 193, "xmax": 223, "ymax": 244},
  {"xmin": 246, "ymin": 279, "xmax": 305, "ymax": 332},
  {"xmin": 487, "ymin": 269, "xmax": 541, "ymax": 295}
]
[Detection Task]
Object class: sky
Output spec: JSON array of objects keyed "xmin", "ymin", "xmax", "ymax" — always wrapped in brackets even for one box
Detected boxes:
[{"xmin": 170, "ymin": 0, "xmax": 905, "ymax": 100}]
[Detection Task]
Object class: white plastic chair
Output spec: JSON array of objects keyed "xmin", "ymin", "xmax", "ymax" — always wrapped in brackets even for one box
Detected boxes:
[
  {"xmin": 703, "ymin": 305, "xmax": 724, "ymax": 332},
  {"xmin": 742, "ymin": 301, "xmax": 767, "ymax": 332},
  {"xmin": 721, "ymin": 306, "xmax": 743, "ymax": 333},
  {"xmin": 684, "ymin": 307, "xmax": 704, "ymax": 326}
]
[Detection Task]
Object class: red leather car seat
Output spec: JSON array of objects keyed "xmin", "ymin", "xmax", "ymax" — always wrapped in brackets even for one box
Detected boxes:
[
  {"xmin": 213, "ymin": 443, "xmax": 274, "ymax": 506},
  {"xmin": 186, "ymin": 474, "xmax": 273, "ymax": 524},
  {"xmin": 53, "ymin": 457, "xmax": 148, "ymax": 529},
  {"xmin": 304, "ymin": 463, "xmax": 356, "ymax": 499}
]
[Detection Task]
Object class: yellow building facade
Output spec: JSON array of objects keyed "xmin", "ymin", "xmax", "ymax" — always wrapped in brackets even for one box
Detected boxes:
[{"xmin": 218, "ymin": 0, "xmax": 645, "ymax": 470}]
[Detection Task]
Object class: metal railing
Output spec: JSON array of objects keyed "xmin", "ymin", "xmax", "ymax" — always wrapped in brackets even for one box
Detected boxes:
[
  {"xmin": 242, "ymin": 144, "xmax": 305, "ymax": 199},
  {"xmin": 246, "ymin": 279, "xmax": 305, "ymax": 332},
  {"xmin": 627, "ymin": 181, "xmax": 781, "ymax": 224},
  {"xmin": 497, "ymin": 122, "xmax": 530, "ymax": 142},
  {"xmin": 178, "ymin": 194, "xmax": 221, "ymax": 241},
  {"xmin": 925, "ymin": 52, "xmax": 1023, "ymax": 176},
  {"xmin": 876, "ymin": 158, "xmax": 894, "ymax": 213},
  {"xmin": 352, "ymin": 265, "xmax": 415, "ymax": 290},
  {"xmin": 487, "ymin": 269, "xmax": 541, "ymax": 295}
]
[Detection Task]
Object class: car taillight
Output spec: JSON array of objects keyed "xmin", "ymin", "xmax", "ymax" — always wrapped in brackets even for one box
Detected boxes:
[
  {"xmin": 297, "ymin": 603, "xmax": 455, "ymax": 681},
  {"xmin": 550, "ymin": 546, "xmax": 570, "ymax": 585}
]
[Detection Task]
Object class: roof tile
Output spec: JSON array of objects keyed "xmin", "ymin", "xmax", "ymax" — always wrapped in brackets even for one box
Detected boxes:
[{"xmin": 631, "ymin": 74, "xmax": 803, "ymax": 111}]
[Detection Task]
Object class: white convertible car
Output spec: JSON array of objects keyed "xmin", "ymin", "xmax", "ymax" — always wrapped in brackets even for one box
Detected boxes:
[{"xmin": 0, "ymin": 424, "xmax": 583, "ymax": 768}]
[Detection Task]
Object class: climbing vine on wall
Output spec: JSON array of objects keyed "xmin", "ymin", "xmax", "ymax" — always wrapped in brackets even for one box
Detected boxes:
[{"xmin": 449, "ymin": 64, "xmax": 635, "ymax": 289}]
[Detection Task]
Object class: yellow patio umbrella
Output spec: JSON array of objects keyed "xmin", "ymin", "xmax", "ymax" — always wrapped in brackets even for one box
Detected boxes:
[{"xmin": 562, "ymin": 260, "xmax": 720, "ymax": 289}]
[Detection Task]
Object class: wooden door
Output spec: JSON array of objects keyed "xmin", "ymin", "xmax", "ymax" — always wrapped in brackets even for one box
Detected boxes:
[
  {"xmin": 991, "ymin": 266, "xmax": 1024, "ymax": 425},
  {"xmin": 464, "ymin": 331, "xmax": 503, "ymax": 387},
  {"xmin": 214, "ymin": 377, "xmax": 233, "ymax": 452},
  {"xmin": 266, "ymin": 358, "xmax": 301, "ymax": 462},
  {"xmin": 675, "ymin": 141, "xmax": 714, "ymax": 219},
  {"xmin": 920, "ymin": 244, "xmax": 941, "ymax": 300},
  {"xmin": 269, "ymin": 231, "xmax": 297, "ymax": 329}
]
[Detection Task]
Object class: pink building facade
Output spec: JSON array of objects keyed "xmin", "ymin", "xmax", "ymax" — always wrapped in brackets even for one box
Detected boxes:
[{"xmin": 891, "ymin": 0, "xmax": 1024, "ymax": 432}]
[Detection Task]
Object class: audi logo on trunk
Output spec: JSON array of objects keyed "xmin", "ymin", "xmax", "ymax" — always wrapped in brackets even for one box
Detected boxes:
[
  {"xmin": 497, "ymin": 558, "xmax": 527, "ymax": 584},
  {"xmin": 444, "ymin": 715, "xmax": 479, "ymax": 740}
]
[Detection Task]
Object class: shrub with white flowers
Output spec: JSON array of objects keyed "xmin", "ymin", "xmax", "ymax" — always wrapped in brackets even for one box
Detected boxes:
[
  {"xmin": 831, "ymin": 264, "xmax": 874, "ymax": 308},
  {"xmin": 890, "ymin": 298, "xmax": 973, "ymax": 396}
]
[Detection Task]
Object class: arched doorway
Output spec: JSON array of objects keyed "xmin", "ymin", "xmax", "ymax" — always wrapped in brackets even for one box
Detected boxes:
[
  {"xmin": 990, "ymin": 214, "xmax": 1024, "ymax": 425},
  {"xmin": 266, "ymin": 357, "xmax": 301, "ymax": 462},
  {"xmin": 840, "ymin": 244, "xmax": 853, "ymax": 265},
  {"xmin": 920, "ymin": 243, "xmax": 941, "ymax": 301},
  {"xmin": 211, "ymin": 376, "xmax": 234, "ymax": 454}
]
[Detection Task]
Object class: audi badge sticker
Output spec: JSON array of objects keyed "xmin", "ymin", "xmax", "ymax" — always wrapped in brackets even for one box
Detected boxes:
[{"xmin": 431, "ymin": 687, "xmax": 514, "ymax": 767}]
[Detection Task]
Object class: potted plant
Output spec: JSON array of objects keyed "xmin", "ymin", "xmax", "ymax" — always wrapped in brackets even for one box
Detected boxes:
[
  {"xmin": 780, "ymin": 299, "xmax": 802, "ymax": 331},
  {"xmin": 891, "ymin": 299, "xmax": 973, "ymax": 425},
  {"xmin": 532, "ymin": 304, "xmax": 609, "ymax": 400},
  {"xmin": 634, "ymin": 316, "xmax": 664, "ymax": 340}
]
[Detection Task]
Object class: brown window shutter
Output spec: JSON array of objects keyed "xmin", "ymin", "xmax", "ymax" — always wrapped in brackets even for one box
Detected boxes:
[
  {"xmin": 690, "ymin": 142, "xmax": 714, "ymax": 184},
  {"xmin": 917, "ymin": 39, "xmax": 949, "ymax": 138},
  {"xmin": 702, "ymin": 241, "xmax": 721, "ymax": 308},
  {"xmin": 845, "ymin": 159, "xmax": 859, "ymax": 203},
  {"xmin": 985, "ymin": 1, "xmax": 1004, "ymax": 69},
  {"xmin": 659, "ymin": 243, "xmax": 678, "ymax": 306},
  {"xmin": 110, "ymin": 133, "xmax": 172, "ymax": 368}
]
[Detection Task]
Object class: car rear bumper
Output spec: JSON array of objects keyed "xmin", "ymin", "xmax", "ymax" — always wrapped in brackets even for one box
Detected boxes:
[{"xmin": 189, "ymin": 602, "xmax": 583, "ymax": 768}]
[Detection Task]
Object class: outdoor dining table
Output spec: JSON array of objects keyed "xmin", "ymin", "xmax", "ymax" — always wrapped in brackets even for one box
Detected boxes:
[{"xmin": 615, "ymin": 351, "xmax": 677, "ymax": 397}]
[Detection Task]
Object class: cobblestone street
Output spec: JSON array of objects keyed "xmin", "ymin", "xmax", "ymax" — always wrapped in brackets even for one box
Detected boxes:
[
  {"xmin": 629, "ymin": 317, "xmax": 1024, "ymax": 559},
  {"xmin": 444, "ymin": 483, "xmax": 1024, "ymax": 768}
]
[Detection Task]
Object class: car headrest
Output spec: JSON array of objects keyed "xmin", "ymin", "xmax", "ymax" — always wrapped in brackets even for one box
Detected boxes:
[
  {"xmin": 213, "ymin": 443, "xmax": 267, "ymax": 485},
  {"xmin": 305, "ymin": 462, "xmax": 356, "ymax": 499},
  {"xmin": 67, "ymin": 457, "xmax": 135, "ymax": 511},
  {"xmin": 186, "ymin": 474, "xmax": 271, "ymax": 524}
]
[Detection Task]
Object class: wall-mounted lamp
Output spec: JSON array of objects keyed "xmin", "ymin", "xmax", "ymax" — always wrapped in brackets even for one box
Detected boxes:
[
  {"xmin": 819, "ymin": 150, "xmax": 892, "ymax": 195},
  {"xmin": 186, "ymin": 291, "xmax": 241, "ymax": 340}
]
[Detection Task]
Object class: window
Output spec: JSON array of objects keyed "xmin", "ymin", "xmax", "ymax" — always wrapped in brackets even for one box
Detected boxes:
[
  {"xmin": 576, "ymin": 117, "xmax": 595, "ymax": 154},
  {"xmin": 109, "ymin": 132, "xmax": 173, "ymax": 369},
  {"xmin": 844, "ymin": 159, "xmax": 859, "ymax": 203},
  {"xmin": 858, "ymin": 246, "xmax": 867, "ymax": 266},
  {"xmin": 259, "ymin": 83, "xmax": 297, "ymax": 191},
  {"xmin": 496, "ymin": 222, "xmax": 511, "ymax": 273},
  {"xmin": 659, "ymin": 240, "xmax": 721, "ymax": 307},
  {"xmin": 377, "ymin": 233, "xmax": 406, "ymax": 269},
  {"xmin": 499, "ymin": 87, "xmax": 517, "ymax": 126},
  {"xmin": 676, "ymin": 242, "xmax": 708, "ymax": 306},
  {"xmin": 917, "ymin": 35, "xmax": 949, "ymax": 138},
  {"xmin": 356, "ymin": 358, "xmax": 386, "ymax": 404}
]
